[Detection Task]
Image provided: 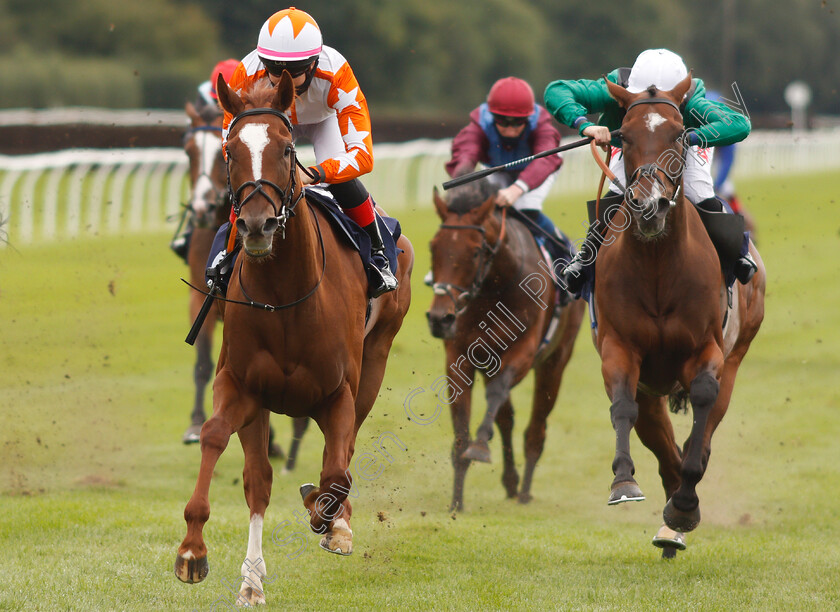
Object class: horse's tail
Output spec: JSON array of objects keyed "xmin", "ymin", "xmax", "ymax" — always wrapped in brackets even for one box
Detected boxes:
[{"xmin": 668, "ymin": 388, "xmax": 690, "ymax": 414}]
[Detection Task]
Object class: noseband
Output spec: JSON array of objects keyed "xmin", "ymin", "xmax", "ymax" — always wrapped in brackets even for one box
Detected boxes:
[{"xmin": 226, "ymin": 107, "xmax": 307, "ymax": 238}]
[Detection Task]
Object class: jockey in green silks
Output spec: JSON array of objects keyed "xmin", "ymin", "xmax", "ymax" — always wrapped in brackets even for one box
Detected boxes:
[{"xmin": 544, "ymin": 48, "xmax": 757, "ymax": 295}]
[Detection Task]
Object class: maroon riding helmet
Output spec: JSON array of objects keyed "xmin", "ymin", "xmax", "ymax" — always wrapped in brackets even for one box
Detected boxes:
[{"xmin": 487, "ymin": 77, "xmax": 535, "ymax": 117}]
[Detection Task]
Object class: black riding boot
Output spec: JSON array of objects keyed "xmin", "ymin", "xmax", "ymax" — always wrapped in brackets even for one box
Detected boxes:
[
  {"xmin": 560, "ymin": 233, "xmax": 599, "ymax": 296},
  {"xmin": 362, "ymin": 220, "xmax": 399, "ymax": 298},
  {"xmin": 696, "ymin": 197, "xmax": 757, "ymax": 284},
  {"xmin": 170, "ymin": 215, "xmax": 194, "ymax": 263},
  {"xmin": 327, "ymin": 179, "xmax": 398, "ymax": 299}
]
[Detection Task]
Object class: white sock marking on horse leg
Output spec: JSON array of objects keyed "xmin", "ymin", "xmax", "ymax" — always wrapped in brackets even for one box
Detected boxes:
[
  {"xmin": 239, "ymin": 513, "xmax": 266, "ymax": 601},
  {"xmin": 239, "ymin": 124, "xmax": 270, "ymax": 180}
]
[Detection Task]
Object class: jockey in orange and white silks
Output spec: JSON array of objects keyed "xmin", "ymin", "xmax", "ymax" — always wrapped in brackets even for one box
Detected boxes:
[{"xmin": 220, "ymin": 7, "xmax": 397, "ymax": 298}]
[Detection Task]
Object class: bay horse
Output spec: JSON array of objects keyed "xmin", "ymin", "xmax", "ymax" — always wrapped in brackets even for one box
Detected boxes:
[
  {"xmin": 181, "ymin": 101, "xmax": 230, "ymax": 444},
  {"xmin": 427, "ymin": 179, "xmax": 585, "ymax": 511},
  {"xmin": 593, "ymin": 74, "xmax": 765, "ymax": 557},
  {"xmin": 174, "ymin": 72, "xmax": 413, "ymax": 605}
]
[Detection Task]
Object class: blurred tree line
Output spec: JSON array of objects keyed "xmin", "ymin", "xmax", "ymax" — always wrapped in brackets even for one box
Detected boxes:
[{"xmin": 1, "ymin": 0, "xmax": 837, "ymax": 117}]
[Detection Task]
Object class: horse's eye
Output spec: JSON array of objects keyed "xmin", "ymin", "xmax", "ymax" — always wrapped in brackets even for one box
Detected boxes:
[{"xmin": 284, "ymin": 145, "xmax": 292, "ymax": 157}]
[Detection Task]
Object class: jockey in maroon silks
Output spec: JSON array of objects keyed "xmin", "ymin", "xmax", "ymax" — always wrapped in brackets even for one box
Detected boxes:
[{"xmin": 445, "ymin": 77, "xmax": 574, "ymax": 300}]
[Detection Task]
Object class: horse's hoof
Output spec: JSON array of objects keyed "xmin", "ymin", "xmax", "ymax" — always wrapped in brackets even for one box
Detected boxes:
[
  {"xmin": 517, "ymin": 492, "xmax": 533, "ymax": 504},
  {"xmin": 299, "ymin": 483, "xmax": 316, "ymax": 502},
  {"xmin": 608, "ymin": 481, "xmax": 645, "ymax": 505},
  {"xmin": 652, "ymin": 524, "xmax": 687, "ymax": 552},
  {"xmin": 182, "ymin": 424, "xmax": 202, "ymax": 444},
  {"xmin": 238, "ymin": 585, "xmax": 266, "ymax": 606},
  {"xmin": 319, "ymin": 518, "xmax": 353, "ymax": 556},
  {"xmin": 461, "ymin": 441, "xmax": 491, "ymax": 463},
  {"xmin": 174, "ymin": 553, "xmax": 209, "ymax": 584},
  {"xmin": 663, "ymin": 498, "xmax": 701, "ymax": 532}
]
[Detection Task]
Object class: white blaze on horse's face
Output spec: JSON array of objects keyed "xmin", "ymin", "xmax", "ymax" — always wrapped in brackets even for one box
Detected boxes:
[
  {"xmin": 239, "ymin": 123, "xmax": 271, "ymax": 181},
  {"xmin": 645, "ymin": 112, "xmax": 667, "ymax": 133},
  {"xmin": 189, "ymin": 130, "xmax": 222, "ymax": 215}
]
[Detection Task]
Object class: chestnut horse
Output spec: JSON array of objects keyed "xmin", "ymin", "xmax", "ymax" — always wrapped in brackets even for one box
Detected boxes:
[
  {"xmin": 181, "ymin": 101, "xmax": 230, "ymax": 444},
  {"xmin": 182, "ymin": 100, "xmax": 309, "ymax": 466},
  {"xmin": 593, "ymin": 74, "xmax": 765, "ymax": 557},
  {"xmin": 427, "ymin": 180, "xmax": 585, "ymax": 511},
  {"xmin": 175, "ymin": 72, "xmax": 413, "ymax": 605}
]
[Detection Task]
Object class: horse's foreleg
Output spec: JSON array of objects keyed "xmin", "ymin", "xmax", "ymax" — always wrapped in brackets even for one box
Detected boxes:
[
  {"xmin": 449, "ymin": 387, "xmax": 473, "ymax": 513},
  {"xmin": 283, "ymin": 417, "xmax": 310, "ymax": 473},
  {"xmin": 176, "ymin": 419, "xmax": 231, "ymax": 584},
  {"xmin": 601, "ymin": 341, "xmax": 644, "ymax": 505},
  {"xmin": 664, "ymin": 349, "xmax": 723, "ymax": 532},
  {"xmin": 494, "ymin": 400, "xmax": 518, "ymax": 498},
  {"xmin": 175, "ymin": 370, "xmax": 248, "ymax": 584},
  {"xmin": 235, "ymin": 409, "xmax": 273, "ymax": 605},
  {"xmin": 302, "ymin": 387, "xmax": 356, "ymax": 555},
  {"xmin": 463, "ymin": 368, "xmax": 516, "ymax": 464},
  {"xmin": 520, "ymin": 344, "xmax": 572, "ymax": 504}
]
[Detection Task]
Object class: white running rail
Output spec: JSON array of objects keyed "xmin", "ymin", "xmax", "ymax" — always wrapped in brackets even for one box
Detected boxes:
[{"xmin": 1, "ymin": 129, "xmax": 838, "ymax": 247}]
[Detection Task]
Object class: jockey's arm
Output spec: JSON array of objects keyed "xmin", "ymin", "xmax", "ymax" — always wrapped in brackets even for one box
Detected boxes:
[
  {"xmin": 311, "ymin": 61, "xmax": 374, "ymax": 184},
  {"xmin": 544, "ymin": 69, "xmax": 621, "ymax": 136}
]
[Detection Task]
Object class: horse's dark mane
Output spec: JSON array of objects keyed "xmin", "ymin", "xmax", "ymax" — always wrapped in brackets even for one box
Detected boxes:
[
  {"xmin": 646, "ymin": 85, "xmax": 658, "ymax": 97},
  {"xmin": 446, "ymin": 176, "xmax": 496, "ymax": 214},
  {"xmin": 243, "ymin": 80, "xmax": 279, "ymax": 108}
]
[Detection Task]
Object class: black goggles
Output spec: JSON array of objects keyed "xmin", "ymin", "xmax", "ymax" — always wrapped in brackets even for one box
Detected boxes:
[
  {"xmin": 263, "ymin": 59, "xmax": 313, "ymax": 78},
  {"xmin": 493, "ymin": 114, "xmax": 528, "ymax": 127}
]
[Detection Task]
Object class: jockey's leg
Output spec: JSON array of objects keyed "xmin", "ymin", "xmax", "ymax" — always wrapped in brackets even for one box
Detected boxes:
[
  {"xmin": 327, "ymin": 179, "xmax": 398, "ymax": 298},
  {"xmin": 204, "ymin": 222, "xmax": 235, "ymax": 295},
  {"xmin": 684, "ymin": 146, "xmax": 756, "ymax": 284}
]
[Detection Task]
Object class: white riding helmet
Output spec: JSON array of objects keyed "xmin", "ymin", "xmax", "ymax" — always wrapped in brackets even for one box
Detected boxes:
[
  {"xmin": 627, "ymin": 49, "xmax": 688, "ymax": 93},
  {"xmin": 257, "ymin": 7, "xmax": 322, "ymax": 66}
]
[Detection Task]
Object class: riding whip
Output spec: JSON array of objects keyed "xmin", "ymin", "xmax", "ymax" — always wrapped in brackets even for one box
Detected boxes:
[{"xmin": 442, "ymin": 130, "xmax": 621, "ymax": 190}]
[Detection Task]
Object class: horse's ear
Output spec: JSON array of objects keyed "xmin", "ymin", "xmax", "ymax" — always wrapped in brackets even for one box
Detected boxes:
[
  {"xmin": 476, "ymin": 194, "xmax": 496, "ymax": 222},
  {"xmin": 432, "ymin": 186, "xmax": 449, "ymax": 220},
  {"xmin": 272, "ymin": 71, "xmax": 295, "ymax": 113},
  {"xmin": 605, "ymin": 76, "xmax": 634, "ymax": 109},
  {"xmin": 216, "ymin": 72, "xmax": 243, "ymax": 117},
  {"xmin": 668, "ymin": 70, "xmax": 693, "ymax": 105},
  {"xmin": 185, "ymin": 101, "xmax": 200, "ymax": 124}
]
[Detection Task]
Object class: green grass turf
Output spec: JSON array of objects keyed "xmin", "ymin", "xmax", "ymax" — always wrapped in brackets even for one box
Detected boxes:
[{"xmin": 1, "ymin": 171, "xmax": 839, "ymax": 610}]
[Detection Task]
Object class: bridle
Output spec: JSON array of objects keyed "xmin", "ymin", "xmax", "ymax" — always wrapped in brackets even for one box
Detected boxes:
[
  {"xmin": 430, "ymin": 209, "xmax": 508, "ymax": 315},
  {"xmin": 196, "ymin": 106, "xmax": 327, "ymax": 312},
  {"xmin": 225, "ymin": 107, "xmax": 308, "ymax": 239},
  {"xmin": 183, "ymin": 123, "xmax": 228, "ymax": 217},
  {"xmin": 622, "ymin": 97, "xmax": 688, "ymax": 209}
]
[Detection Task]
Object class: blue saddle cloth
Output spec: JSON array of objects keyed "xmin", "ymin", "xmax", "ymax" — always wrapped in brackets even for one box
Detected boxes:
[{"xmin": 205, "ymin": 187, "xmax": 402, "ymax": 286}]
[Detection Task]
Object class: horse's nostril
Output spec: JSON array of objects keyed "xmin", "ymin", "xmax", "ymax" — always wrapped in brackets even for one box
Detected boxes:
[
  {"xmin": 235, "ymin": 218, "xmax": 248, "ymax": 235},
  {"xmin": 263, "ymin": 217, "xmax": 279, "ymax": 235},
  {"xmin": 442, "ymin": 314, "xmax": 456, "ymax": 326}
]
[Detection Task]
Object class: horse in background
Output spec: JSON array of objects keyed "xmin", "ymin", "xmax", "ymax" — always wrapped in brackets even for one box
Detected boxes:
[
  {"xmin": 593, "ymin": 74, "xmax": 765, "ymax": 557},
  {"xmin": 175, "ymin": 72, "xmax": 413, "ymax": 605},
  {"xmin": 180, "ymin": 101, "xmax": 230, "ymax": 444},
  {"xmin": 427, "ymin": 179, "xmax": 585, "ymax": 511}
]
